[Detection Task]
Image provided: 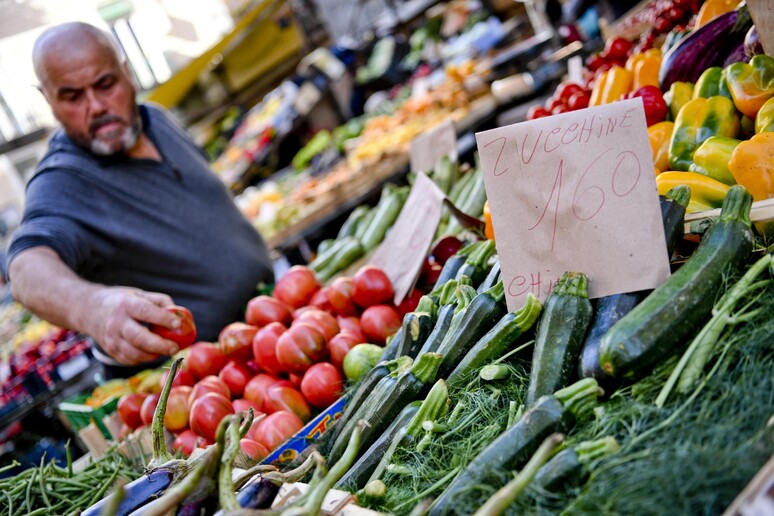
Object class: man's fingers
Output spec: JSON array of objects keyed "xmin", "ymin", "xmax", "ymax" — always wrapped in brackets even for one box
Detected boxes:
[
  {"xmin": 126, "ymin": 297, "xmax": 180, "ymax": 330},
  {"xmin": 106, "ymin": 338, "xmax": 158, "ymax": 365},
  {"xmin": 142, "ymin": 291, "xmax": 175, "ymax": 308},
  {"xmin": 121, "ymin": 320, "xmax": 178, "ymax": 356}
]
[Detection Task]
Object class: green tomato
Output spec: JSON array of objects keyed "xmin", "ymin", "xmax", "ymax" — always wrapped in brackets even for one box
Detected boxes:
[{"xmin": 343, "ymin": 344, "xmax": 384, "ymax": 381}]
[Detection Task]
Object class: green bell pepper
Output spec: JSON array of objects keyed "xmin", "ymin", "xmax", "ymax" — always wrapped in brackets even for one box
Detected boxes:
[
  {"xmin": 755, "ymin": 96, "xmax": 774, "ymax": 133},
  {"xmin": 688, "ymin": 136, "xmax": 740, "ymax": 185},
  {"xmin": 663, "ymin": 81, "xmax": 694, "ymax": 121},
  {"xmin": 668, "ymin": 96, "xmax": 740, "ymax": 171},
  {"xmin": 692, "ymin": 67, "xmax": 732, "ymax": 100},
  {"xmin": 724, "ymin": 54, "xmax": 774, "ymax": 119}
]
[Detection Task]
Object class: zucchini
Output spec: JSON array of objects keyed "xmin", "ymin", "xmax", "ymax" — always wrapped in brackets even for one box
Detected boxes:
[
  {"xmin": 353, "ymin": 209, "xmax": 377, "ymax": 241},
  {"xmin": 526, "ymin": 272, "xmax": 593, "ymax": 407},
  {"xmin": 531, "ymin": 436, "xmax": 619, "ymax": 493},
  {"xmin": 454, "ymin": 240, "xmax": 496, "ymax": 287},
  {"xmin": 309, "ymin": 237, "xmax": 352, "ymax": 273},
  {"xmin": 432, "ymin": 242, "xmax": 478, "ymax": 289},
  {"xmin": 477, "ymin": 258, "xmax": 501, "ymax": 294},
  {"xmin": 447, "ymin": 293, "xmax": 543, "ymax": 390},
  {"xmin": 436, "ymin": 281, "xmax": 508, "ymax": 378},
  {"xmin": 335, "ymin": 402, "xmax": 421, "ymax": 491},
  {"xmin": 337, "ymin": 205, "xmax": 370, "ymax": 240},
  {"xmin": 422, "ymin": 284, "xmax": 476, "ymax": 356},
  {"xmin": 360, "ymin": 185, "xmax": 409, "ymax": 251},
  {"xmin": 446, "ymin": 168, "xmax": 486, "ymax": 237},
  {"xmin": 599, "ymin": 185, "xmax": 754, "ymax": 379},
  {"xmin": 579, "ymin": 185, "xmax": 690, "ymax": 380},
  {"xmin": 416, "ymin": 303, "xmax": 456, "ymax": 355},
  {"xmin": 317, "ymin": 238, "xmax": 365, "ymax": 282},
  {"xmin": 316, "ymin": 239, "xmax": 335, "ymax": 256},
  {"xmin": 395, "ymin": 311, "xmax": 436, "ymax": 359},
  {"xmin": 428, "ymin": 379, "xmax": 601, "ymax": 516},
  {"xmin": 328, "ymin": 353, "xmax": 443, "ymax": 465}
]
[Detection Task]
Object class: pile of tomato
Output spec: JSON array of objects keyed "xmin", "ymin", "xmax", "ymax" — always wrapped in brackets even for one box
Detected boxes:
[{"xmin": 116, "ymin": 264, "xmax": 403, "ymax": 461}]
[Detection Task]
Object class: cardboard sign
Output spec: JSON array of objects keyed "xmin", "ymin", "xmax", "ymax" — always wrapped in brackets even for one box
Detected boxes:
[
  {"xmin": 370, "ymin": 172, "xmax": 446, "ymax": 304},
  {"xmin": 748, "ymin": 0, "xmax": 774, "ymax": 55},
  {"xmin": 410, "ymin": 120, "xmax": 458, "ymax": 173},
  {"xmin": 475, "ymin": 98, "xmax": 671, "ymax": 310}
]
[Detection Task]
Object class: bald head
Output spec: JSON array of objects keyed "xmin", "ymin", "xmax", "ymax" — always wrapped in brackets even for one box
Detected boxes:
[{"xmin": 33, "ymin": 23, "xmax": 123, "ymax": 88}]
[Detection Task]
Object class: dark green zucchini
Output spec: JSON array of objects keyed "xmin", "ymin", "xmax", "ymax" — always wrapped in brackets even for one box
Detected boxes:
[
  {"xmin": 337, "ymin": 205, "xmax": 370, "ymax": 240},
  {"xmin": 432, "ymin": 242, "xmax": 478, "ymax": 289},
  {"xmin": 599, "ymin": 185, "xmax": 754, "ymax": 379},
  {"xmin": 428, "ymin": 379, "xmax": 601, "ymax": 516},
  {"xmin": 477, "ymin": 259, "xmax": 501, "ymax": 294},
  {"xmin": 579, "ymin": 185, "xmax": 690, "ymax": 380},
  {"xmin": 382, "ymin": 296, "xmax": 436, "ymax": 360},
  {"xmin": 454, "ymin": 240, "xmax": 496, "ymax": 287},
  {"xmin": 531, "ymin": 436, "xmax": 619, "ymax": 493},
  {"xmin": 335, "ymin": 402, "xmax": 421, "ymax": 491},
  {"xmin": 416, "ymin": 303, "xmax": 456, "ymax": 355},
  {"xmin": 436, "ymin": 281, "xmax": 508, "ymax": 378},
  {"xmin": 447, "ymin": 293, "xmax": 542, "ymax": 390},
  {"xmin": 328, "ymin": 353, "xmax": 443, "ymax": 465},
  {"xmin": 526, "ymin": 272, "xmax": 593, "ymax": 407}
]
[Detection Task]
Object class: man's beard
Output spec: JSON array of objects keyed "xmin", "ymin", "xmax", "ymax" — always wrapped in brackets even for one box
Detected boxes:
[{"xmin": 87, "ymin": 113, "xmax": 142, "ymax": 156}]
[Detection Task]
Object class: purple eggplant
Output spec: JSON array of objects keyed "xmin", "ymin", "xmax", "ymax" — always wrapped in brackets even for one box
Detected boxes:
[
  {"xmin": 724, "ymin": 41, "xmax": 750, "ymax": 67},
  {"xmin": 235, "ymin": 477, "xmax": 282, "ymax": 509},
  {"xmin": 659, "ymin": 6, "xmax": 753, "ymax": 90},
  {"xmin": 80, "ymin": 469, "xmax": 174, "ymax": 516},
  {"xmin": 745, "ymin": 26, "xmax": 764, "ymax": 59}
]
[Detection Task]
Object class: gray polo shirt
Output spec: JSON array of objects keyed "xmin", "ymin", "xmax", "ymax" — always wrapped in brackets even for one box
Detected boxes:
[{"xmin": 6, "ymin": 103, "xmax": 273, "ymax": 342}]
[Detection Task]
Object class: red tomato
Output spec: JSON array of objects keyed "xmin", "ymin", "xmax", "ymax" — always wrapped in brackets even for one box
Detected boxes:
[
  {"xmin": 326, "ymin": 278, "xmax": 358, "ymax": 316},
  {"xmin": 186, "ymin": 342, "xmax": 227, "ymax": 380},
  {"xmin": 190, "ymin": 393, "xmax": 234, "ymax": 442},
  {"xmin": 240, "ymin": 438, "xmax": 270, "ymax": 461},
  {"xmin": 219, "ymin": 361, "xmax": 253, "ymax": 398},
  {"xmin": 159, "ymin": 368, "xmax": 196, "ymax": 390},
  {"xmin": 275, "ymin": 323, "xmax": 328, "ymax": 374},
  {"xmin": 148, "ymin": 305, "xmax": 197, "ymax": 349},
  {"xmin": 140, "ymin": 393, "xmax": 160, "ymax": 427},
  {"xmin": 243, "ymin": 374, "xmax": 295, "ymax": 412},
  {"xmin": 117, "ymin": 392, "xmax": 148, "ymax": 429},
  {"xmin": 544, "ymin": 96, "xmax": 565, "ymax": 112},
  {"xmin": 252, "ymin": 322, "xmax": 287, "ymax": 375},
  {"xmin": 288, "ymin": 373, "xmax": 303, "ymax": 388},
  {"xmin": 556, "ymin": 82, "xmax": 584, "ymax": 103},
  {"xmin": 172, "ymin": 429, "xmax": 203, "ymax": 456},
  {"xmin": 219, "ymin": 323, "xmax": 259, "ymax": 362},
  {"xmin": 527, "ymin": 105, "xmax": 551, "ymax": 120},
  {"xmin": 301, "ymin": 363, "xmax": 343, "ymax": 409},
  {"xmin": 293, "ymin": 310, "xmax": 339, "ymax": 341},
  {"xmin": 165, "ymin": 386, "xmax": 191, "ymax": 432},
  {"xmin": 308, "ymin": 289, "xmax": 335, "ymax": 313},
  {"xmin": 273, "ymin": 266, "xmax": 321, "ymax": 309},
  {"xmin": 585, "ymin": 53, "xmax": 607, "ymax": 71},
  {"xmin": 254, "ymin": 411, "xmax": 304, "ymax": 451},
  {"xmin": 329, "ymin": 331, "xmax": 365, "ymax": 372},
  {"xmin": 567, "ymin": 90, "xmax": 591, "ymax": 111},
  {"xmin": 190, "ymin": 376, "xmax": 231, "ymax": 404},
  {"xmin": 352, "ymin": 266, "xmax": 394, "ymax": 308},
  {"xmin": 397, "ymin": 289, "xmax": 424, "ymax": 316},
  {"xmin": 431, "ymin": 236, "xmax": 463, "ymax": 265},
  {"xmin": 265, "ymin": 385, "xmax": 311, "ymax": 422},
  {"xmin": 232, "ymin": 398, "xmax": 263, "ymax": 415},
  {"xmin": 245, "ymin": 296, "xmax": 293, "ymax": 327},
  {"xmin": 551, "ymin": 104, "xmax": 570, "ymax": 115},
  {"xmin": 604, "ymin": 36, "xmax": 633, "ymax": 60},
  {"xmin": 336, "ymin": 317, "xmax": 365, "ymax": 341},
  {"xmin": 360, "ymin": 305, "xmax": 402, "ymax": 345}
]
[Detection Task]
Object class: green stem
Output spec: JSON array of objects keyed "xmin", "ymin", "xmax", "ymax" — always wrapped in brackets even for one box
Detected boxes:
[
  {"xmin": 507, "ymin": 401, "xmax": 519, "ymax": 428},
  {"xmin": 410, "ymin": 352, "xmax": 443, "ymax": 385},
  {"xmin": 484, "ymin": 280, "xmax": 505, "ymax": 303},
  {"xmin": 575, "ymin": 436, "xmax": 620, "ymax": 464},
  {"xmin": 473, "ymin": 433, "xmax": 564, "ymax": 516},
  {"xmin": 219, "ymin": 415, "xmax": 243, "ymax": 512},
  {"xmin": 149, "ymin": 358, "xmax": 183, "ymax": 468},
  {"xmin": 554, "ymin": 378, "xmax": 602, "ymax": 419},
  {"xmin": 480, "ymin": 365, "xmax": 510, "ymax": 381},
  {"xmin": 406, "ymin": 380, "xmax": 448, "ymax": 437},
  {"xmin": 552, "ymin": 272, "xmax": 589, "ymax": 298},
  {"xmin": 394, "ymin": 466, "xmax": 461, "ymax": 513}
]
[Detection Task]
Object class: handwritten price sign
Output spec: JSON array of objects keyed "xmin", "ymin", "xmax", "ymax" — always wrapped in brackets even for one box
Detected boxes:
[
  {"xmin": 748, "ymin": 0, "xmax": 774, "ymax": 55},
  {"xmin": 475, "ymin": 98, "xmax": 671, "ymax": 310},
  {"xmin": 410, "ymin": 120, "xmax": 458, "ymax": 173}
]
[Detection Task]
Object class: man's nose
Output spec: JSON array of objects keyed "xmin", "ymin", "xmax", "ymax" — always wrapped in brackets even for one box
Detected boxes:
[{"xmin": 85, "ymin": 89, "xmax": 107, "ymax": 115}]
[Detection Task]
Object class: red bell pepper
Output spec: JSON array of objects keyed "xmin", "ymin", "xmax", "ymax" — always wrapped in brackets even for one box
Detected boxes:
[{"xmin": 624, "ymin": 85, "xmax": 668, "ymax": 127}]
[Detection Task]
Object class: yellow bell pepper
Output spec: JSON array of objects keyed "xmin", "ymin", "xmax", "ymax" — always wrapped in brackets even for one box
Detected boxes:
[
  {"xmin": 649, "ymin": 121, "xmax": 674, "ymax": 172},
  {"xmin": 668, "ymin": 96, "xmax": 740, "ymax": 171},
  {"xmin": 656, "ymin": 171, "xmax": 732, "ymax": 212},
  {"xmin": 589, "ymin": 66, "xmax": 633, "ymax": 107},
  {"xmin": 728, "ymin": 132, "xmax": 774, "ymax": 201},
  {"xmin": 626, "ymin": 49, "xmax": 662, "ymax": 90},
  {"xmin": 688, "ymin": 136, "xmax": 740, "ymax": 185},
  {"xmin": 663, "ymin": 81, "xmax": 694, "ymax": 121},
  {"xmin": 694, "ymin": 0, "xmax": 738, "ymax": 28},
  {"xmin": 756, "ymin": 97, "xmax": 774, "ymax": 133}
]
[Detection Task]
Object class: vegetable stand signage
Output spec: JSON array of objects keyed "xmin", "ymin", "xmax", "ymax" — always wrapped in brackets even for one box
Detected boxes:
[
  {"xmin": 747, "ymin": 0, "xmax": 773, "ymax": 55},
  {"xmin": 475, "ymin": 98, "xmax": 671, "ymax": 311},
  {"xmin": 371, "ymin": 172, "xmax": 447, "ymax": 304},
  {"xmin": 410, "ymin": 120, "xmax": 458, "ymax": 173}
]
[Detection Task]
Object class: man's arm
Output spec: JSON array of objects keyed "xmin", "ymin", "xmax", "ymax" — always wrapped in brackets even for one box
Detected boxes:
[{"xmin": 9, "ymin": 246, "xmax": 181, "ymax": 365}]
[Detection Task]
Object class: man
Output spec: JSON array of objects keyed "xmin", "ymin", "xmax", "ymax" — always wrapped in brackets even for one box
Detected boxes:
[{"xmin": 5, "ymin": 22, "xmax": 274, "ymax": 371}]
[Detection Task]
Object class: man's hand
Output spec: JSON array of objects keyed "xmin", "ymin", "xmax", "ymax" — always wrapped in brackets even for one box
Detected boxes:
[{"xmin": 82, "ymin": 287, "xmax": 182, "ymax": 365}]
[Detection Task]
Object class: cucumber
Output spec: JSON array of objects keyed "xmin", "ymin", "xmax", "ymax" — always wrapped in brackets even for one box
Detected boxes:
[
  {"xmin": 428, "ymin": 379, "xmax": 601, "ymax": 516},
  {"xmin": 599, "ymin": 185, "xmax": 754, "ymax": 379},
  {"xmin": 447, "ymin": 293, "xmax": 542, "ymax": 390},
  {"xmin": 316, "ymin": 239, "xmax": 335, "ymax": 256},
  {"xmin": 309, "ymin": 237, "xmax": 352, "ymax": 273},
  {"xmin": 436, "ymin": 281, "xmax": 508, "ymax": 378},
  {"xmin": 337, "ymin": 205, "xmax": 370, "ymax": 240},
  {"xmin": 353, "ymin": 209, "xmax": 377, "ymax": 241},
  {"xmin": 579, "ymin": 185, "xmax": 690, "ymax": 381},
  {"xmin": 317, "ymin": 238, "xmax": 365, "ymax": 282},
  {"xmin": 360, "ymin": 186, "xmax": 409, "ymax": 251},
  {"xmin": 328, "ymin": 353, "xmax": 443, "ymax": 465},
  {"xmin": 526, "ymin": 273, "xmax": 593, "ymax": 407}
]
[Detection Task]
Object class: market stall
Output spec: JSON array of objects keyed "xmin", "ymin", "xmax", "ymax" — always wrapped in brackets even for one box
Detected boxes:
[{"xmin": 2, "ymin": 0, "xmax": 774, "ymax": 513}]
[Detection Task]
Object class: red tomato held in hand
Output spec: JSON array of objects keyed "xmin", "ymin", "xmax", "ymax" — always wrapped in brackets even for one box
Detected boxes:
[
  {"xmin": 567, "ymin": 90, "xmax": 591, "ymax": 111},
  {"xmin": 273, "ymin": 266, "xmax": 321, "ymax": 309},
  {"xmin": 190, "ymin": 376, "xmax": 231, "ymax": 404},
  {"xmin": 117, "ymin": 392, "xmax": 148, "ymax": 429},
  {"xmin": 245, "ymin": 296, "xmax": 293, "ymax": 327},
  {"xmin": 243, "ymin": 374, "xmax": 295, "ymax": 412},
  {"xmin": 240, "ymin": 438, "xmax": 270, "ymax": 461},
  {"xmin": 219, "ymin": 361, "xmax": 253, "ymax": 398},
  {"xmin": 254, "ymin": 411, "xmax": 304, "ymax": 451},
  {"xmin": 360, "ymin": 305, "xmax": 402, "ymax": 345},
  {"xmin": 190, "ymin": 393, "xmax": 234, "ymax": 442},
  {"xmin": 186, "ymin": 343, "xmax": 227, "ymax": 380},
  {"xmin": 159, "ymin": 368, "xmax": 196, "ymax": 390},
  {"xmin": 252, "ymin": 322, "xmax": 287, "ymax": 375},
  {"xmin": 336, "ymin": 317, "xmax": 365, "ymax": 341},
  {"xmin": 232, "ymin": 398, "xmax": 263, "ymax": 415},
  {"xmin": 165, "ymin": 386, "xmax": 191, "ymax": 432},
  {"xmin": 275, "ymin": 323, "xmax": 328, "ymax": 374},
  {"xmin": 326, "ymin": 278, "xmax": 358, "ymax": 316},
  {"xmin": 265, "ymin": 385, "xmax": 311, "ymax": 422},
  {"xmin": 219, "ymin": 323, "xmax": 259, "ymax": 362},
  {"xmin": 149, "ymin": 305, "xmax": 197, "ymax": 349},
  {"xmin": 527, "ymin": 105, "xmax": 551, "ymax": 120},
  {"xmin": 293, "ymin": 310, "xmax": 339, "ymax": 341},
  {"xmin": 140, "ymin": 393, "xmax": 160, "ymax": 427},
  {"xmin": 329, "ymin": 330, "xmax": 366, "ymax": 372},
  {"xmin": 352, "ymin": 266, "xmax": 394, "ymax": 308},
  {"xmin": 308, "ymin": 288, "xmax": 335, "ymax": 313},
  {"xmin": 301, "ymin": 363, "xmax": 343, "ymax": 409}
]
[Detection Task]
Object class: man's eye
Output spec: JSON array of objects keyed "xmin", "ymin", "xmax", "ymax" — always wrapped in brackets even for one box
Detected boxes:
[
  {"xmin": 98, "ymin": 78, "xmax": 116, "ymax": 90},
  {"xmin": 61, "ymin": 92, "xmax": 81, "ymax": 101}
]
